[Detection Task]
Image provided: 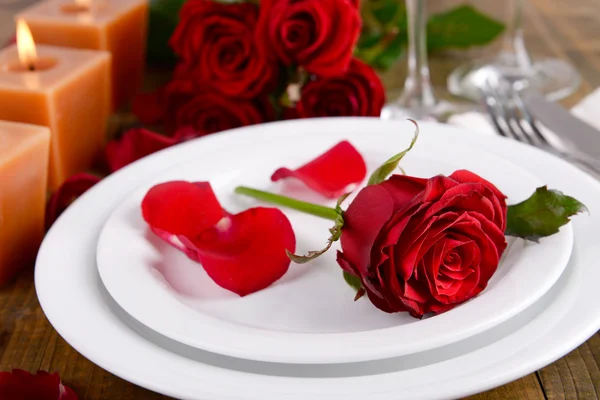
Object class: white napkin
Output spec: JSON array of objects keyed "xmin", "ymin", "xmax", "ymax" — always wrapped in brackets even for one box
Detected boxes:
[{"xmin": 447, "ymin": 88, "xmax": 600, "ymax": 146}]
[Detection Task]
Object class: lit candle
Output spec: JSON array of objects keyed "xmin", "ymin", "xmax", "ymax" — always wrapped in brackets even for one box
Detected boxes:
[
  {"xmin": 0, "ymin": 20, "xmax": 111, "ymax": 190},
  {"xmin": 17, "ymin": 0, "xmax": 148, "ymax": 110},
  {"xmin": 0, "ymin": 120, "xmax": 50, "ymax": 284}
]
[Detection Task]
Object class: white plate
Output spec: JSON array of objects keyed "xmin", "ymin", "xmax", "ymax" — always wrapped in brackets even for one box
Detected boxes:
[
  {"xmin": 96, "ymin": 126, "xmax": 572, "ymax": 364},
  {"xmin": 36, "ymin": 119, "xmax": 600, "ymax": 400}
]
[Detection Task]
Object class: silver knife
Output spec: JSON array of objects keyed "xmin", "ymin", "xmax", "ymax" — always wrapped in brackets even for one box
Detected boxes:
[{"xmin": 521, "ymin": 91, "xmax": 600, "ymax": 160}]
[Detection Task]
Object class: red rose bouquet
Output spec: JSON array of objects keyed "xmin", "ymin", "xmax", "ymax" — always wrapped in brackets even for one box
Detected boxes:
[{"xmin": 134, "ymin": 0, "xmax": 384, "ymax": 137}]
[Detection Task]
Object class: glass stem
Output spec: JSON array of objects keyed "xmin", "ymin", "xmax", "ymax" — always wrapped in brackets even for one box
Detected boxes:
[
  {"xmin": 500, "ymin": 0, "xmax": 532, "ymax": 71},
  {"xmin": 234, "ymin": 186, "xmax": 339, "ymax": 221},
  {"xmin": 399, "ymin": 0, "xmax": 436, "ymax": 108}
]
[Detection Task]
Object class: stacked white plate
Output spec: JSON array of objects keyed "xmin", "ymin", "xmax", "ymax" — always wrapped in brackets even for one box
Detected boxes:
[{"xmin": 36, "ymin": 118, "xmax": 600, "ymax": 400}]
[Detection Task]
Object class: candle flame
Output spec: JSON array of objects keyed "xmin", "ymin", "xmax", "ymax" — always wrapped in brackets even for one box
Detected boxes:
[
  {"xmin": 16, "ymin": 20, "xmax": 37, "ymax": 70},
  {"xmin": 75, "ymin": 0, "xmax": 91, "ymax": 7}
]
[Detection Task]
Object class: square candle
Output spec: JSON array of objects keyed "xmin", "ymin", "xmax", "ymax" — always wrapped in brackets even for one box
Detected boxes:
[
  {"xmin": 0, "ymin": 120, "xmax": 50, "ymax": 284},
  {"xmin": 17, "ymin": 0, "xmax": 148, "ymax": 110},
  {"xmin": 0, "ymin": 44, "xmax": 111, "ymax": 190}
]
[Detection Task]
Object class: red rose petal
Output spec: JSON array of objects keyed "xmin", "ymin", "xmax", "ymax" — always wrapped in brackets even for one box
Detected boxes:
[
  {"xmin": 271, "ymin": 140, "xmax": 366, "ymax": 198},
  {"xmin": 46, "ymin": 173, "xmax": 102, "ymax": 229},
  {"xmin": 183, "ymin": 207, "xmax": 296, "ymax": 296},
  {"xmin": 341, "ymin": 184, "xmax": 395, "ymax": 275},
  {"xmin": 105, "ymin": 128, "xmax": 177, "ymax": 173},
  {"xmin": 141, "ymin": 181, "xmax": 226, "ymax": 240},
  {"xmin": 150, "ymin": 227, "xmax": 202, "ymax": 262},
  {"xmin": 379, "ymin": 174, "xmax": 428, "ymax": 210},
  {"xmin": 0, "ymin": 369, "xmax": 77, "ymax": 400},
  {"xmin": 172, "ymin": 126, "xmax": 201, "ymax": 142}
]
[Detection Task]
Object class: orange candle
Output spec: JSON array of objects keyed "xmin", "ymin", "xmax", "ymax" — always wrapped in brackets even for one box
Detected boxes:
[
  {"xmin": 17, "ymin": 0, "xmax": 148, "ymax": 110},
  {"xmin": 0, "ymin": 120, "xmax": 50, "ymax": 284},
  {"xmin": 0, "ymin": 21, "xmax": 111, "ymax": 190}
]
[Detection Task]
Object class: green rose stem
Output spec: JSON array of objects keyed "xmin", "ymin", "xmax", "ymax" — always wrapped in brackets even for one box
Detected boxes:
[{"xmin": 234, "ymin": 186, "xmax": 339, "ymax": 221}]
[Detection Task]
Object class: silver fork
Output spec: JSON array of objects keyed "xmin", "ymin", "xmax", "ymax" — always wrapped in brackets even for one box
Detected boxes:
[{"xmin": 481, "ymin": 81, "xmax": 600, "ymax": 177}]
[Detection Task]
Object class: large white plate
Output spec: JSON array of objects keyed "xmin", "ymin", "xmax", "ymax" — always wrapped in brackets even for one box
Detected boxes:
[
  {"xmin": 36, "ymin": 119, "xmax": 600, "ymax": 400},
  {"xmin": 96, "ymin": 126, "xmax": 572, "ymax": 364}
]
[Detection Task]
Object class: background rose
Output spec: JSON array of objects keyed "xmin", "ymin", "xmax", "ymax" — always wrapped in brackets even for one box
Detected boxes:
[
  {"xmin": 160, "ymin": 78, "xmax": 197, "ymax": 134},
  {"xmin": 174, "ymin": 92, "xmax": 273, "ymax": 136},
  {"xmin": 169, "ymin": 0, "xmax": 276, "ymax": 98},
  {"xmin": 337, "ymin": 170, "xmax": 508, "ymax": 318},
  {"xmin": 297, "ymin": 58, "xmax": 385, "ymax": 117},
  {"xmin": 257, "ymin": 0, "xmax": 360, "ymax": 76}
]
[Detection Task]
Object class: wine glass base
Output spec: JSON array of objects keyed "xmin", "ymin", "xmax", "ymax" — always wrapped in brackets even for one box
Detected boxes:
[
  {"xmin": 381, "ymin": 98, "xmax": 474, "ymax": 122},
  {"xmin": 448, "ymin": 57, "xmax": 581, "ymax": 102}
]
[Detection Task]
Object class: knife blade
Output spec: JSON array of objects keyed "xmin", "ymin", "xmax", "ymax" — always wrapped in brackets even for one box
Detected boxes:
[{"xmin": 521, "ymin": 90, "xmax": 600, "ymax": 160}]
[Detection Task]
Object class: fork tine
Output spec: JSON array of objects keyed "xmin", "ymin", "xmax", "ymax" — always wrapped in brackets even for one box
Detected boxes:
[
  {"xmin": 484, "ymin": 81, "xmax": 532, "ymax": 142},
  {"xmin": 498, "ymin": 83, "xmax": 544, "ymax": 146},
  {"xmin": 480, "ymin": 82, "xmax": 510, "ymax": 138},
  {"xmin": 509, "ymin": 86, "xmax": 553, "ymax": 146},
  {"xmin": 495, "ymin": 82, "xmax": 539, "ymax": 145},
  {"xmin": 480, "ymin": 86, "xmax": 505, "ymax": 137}
]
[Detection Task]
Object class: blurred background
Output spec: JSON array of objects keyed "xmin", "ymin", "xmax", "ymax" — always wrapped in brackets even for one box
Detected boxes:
[{"xmin": 1, "ymin": 0, "xmax": 596, "ymax": 110}]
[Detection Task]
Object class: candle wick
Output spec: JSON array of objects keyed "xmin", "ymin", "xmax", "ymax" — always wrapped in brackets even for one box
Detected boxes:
[{"xmin": 28, "ymin": 63, "xmax": 35, "ymax": 72}]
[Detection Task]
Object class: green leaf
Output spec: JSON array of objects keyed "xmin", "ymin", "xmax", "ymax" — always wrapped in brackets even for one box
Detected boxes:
[
  {"xmin": 505, "ymin": 186, "xmax": 587, "ymax": 242},
  {"xmin": 367, "ymin": 120, "xmax": 419, "ymax": 186},
  {"xmin": 427, "ymin": 5, "xmax": 505, "ymax": 52},
  {"xmin": 286, "ymin": 194, "xmax": 349, "ymax": 264},
  {"xmin": 371, "ymin": 33, "xmax": 406, "ymax": 71},
  {"xmin": 371, "ymin": 0, "xmax": 400, "ymax": 26},
  {"xmin": 357, "ymin": 31, "xmax": 385, "ymax": 50},
  {"xmin": 343, "ymin": 272, "xmax": 365, "ymax": 301},
  {"xmin": 357, "ymin": 3, "xmax": 504, "ymax": 71},
  {"xmin": 343, "ymin": 271, "xmax": 362, "ymax": 290},
  {"xmin": 146, "ymin": 0, "xmax": 185, "ymax": 66}
]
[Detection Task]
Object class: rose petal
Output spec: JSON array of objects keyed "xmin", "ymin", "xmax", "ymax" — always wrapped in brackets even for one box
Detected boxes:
[
  {"xmin": 379, "ymin": 174, "xmax": 428, "ymax": 210},
  {"xmin": 46, "ymin": 173, "xmax": 102, "ymax": 229},
  {"xmin": 271, "ymin": 140, "xmax": 366, "ymax": 198},
  {"xmin": 105, "ymin": 128, "xmax": 177, "ymax": 173},
  {"xmin": 172, "ymin": 126, "xmax": 201, "ymax": 142},
  {"xmin": 150, "ymin": 227, "xmax": 202, "ymax": 262},
  {"xmin": 183, "ymin": 207, "xmax": 296, "ymax": 296},
  {"xmin": 341, "ymin": 184, "xmax": 395, "ymax": 275},
  {"xmin": 141, "ymin": 181, "xmax": 226, "ymax": 239},
  {"xmin": 0, "ymin": 369, "xmax": 77, "ymax": 400},
  {"xmin": 132, "ymin": 92, "xmax": 164, "ymax": 125}
]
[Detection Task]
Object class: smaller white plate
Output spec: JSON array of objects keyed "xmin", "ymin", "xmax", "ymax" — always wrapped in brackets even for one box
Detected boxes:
[{"xmin": 97, "ymin": 128, "xmax": 573, "ymax": 364}]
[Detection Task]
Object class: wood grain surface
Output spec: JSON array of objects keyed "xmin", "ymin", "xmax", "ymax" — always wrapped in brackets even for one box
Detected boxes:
[{"xmin": 1, "ymin": 0, "xmax": 600, "ymax": 398}]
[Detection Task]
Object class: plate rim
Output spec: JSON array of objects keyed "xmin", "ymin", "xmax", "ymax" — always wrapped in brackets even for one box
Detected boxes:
[
  {"xmin": 35, "ymin": 118, "xmax": 600, "ymax": 400},
  {"xmin": 95, "ymin": 126, "xmax": 573, "ymax": 364}
]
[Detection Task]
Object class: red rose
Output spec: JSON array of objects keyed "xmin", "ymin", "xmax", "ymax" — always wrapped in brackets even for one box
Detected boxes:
[
  {"xmin": 46, "ymin": 173, "xmax": 102, "ymax": 229},
  {"xmin": 104, "ymin": 128, "xmax": 177, "ymax": 173},
  {"xmin": 160, "ymin": 78, "xmax": 197, "ymax": 134},
  {"xmin": 169, "ymin": 0, "xmax": 276, "ymax": 98},
  {"xmin": 297, "ymin": 59, "xmax": 385, "ymax": 117},
  {"xmin": 257, "ymin": 0, "xmax": 361, "ymax": 76},
  {"xmin": 337, "ymin": 170, "xmax": 508, "ymax": 318},
  {"xmin": 176, "ymin": 91, "xmax": 272, "ymax": 136}
]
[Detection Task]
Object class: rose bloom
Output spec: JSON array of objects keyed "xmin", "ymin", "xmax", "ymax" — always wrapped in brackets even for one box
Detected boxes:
[
  {"xmin": 169, "ymin": 0, "xmax": 276, "ymax": 98},
  {"xmin": 297, "ymin": 59, "xmax": 385, "ymax": 117},
  {"xmin": 158, "ymin": 78, "xmax": 273, "ymax": 136},
  {"xmin": 257, "ymin": 0, "xmax": 361, "ymax": 76},
  {"xmin": 174, "ymin": 92, "xmax": 273, "ymax": 136},
  {"xmin": 337, "ymin": 170, "xmax": 508, "ymax": 318}
]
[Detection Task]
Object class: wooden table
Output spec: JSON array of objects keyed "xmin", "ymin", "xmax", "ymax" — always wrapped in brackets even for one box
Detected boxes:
[{"xmin": 1, "ymin": 0, "xmax": 600, "ymax": 398}]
